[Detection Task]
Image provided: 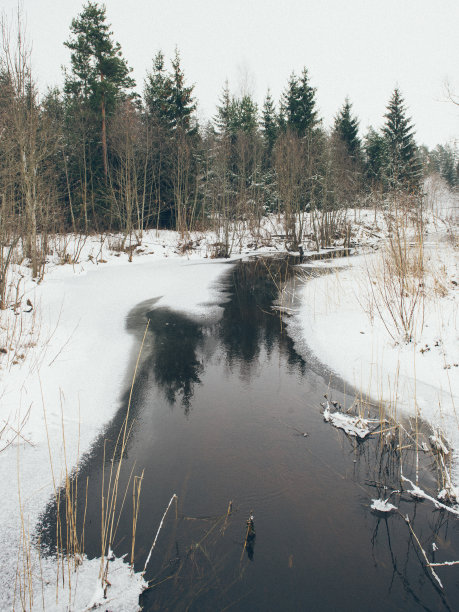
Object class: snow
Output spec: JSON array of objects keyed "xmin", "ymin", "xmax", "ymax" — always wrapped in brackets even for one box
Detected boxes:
[
  {"xmin": 322, "ymin": 399, "xmax": 372, "ymax": 439},
  {"xmin": 1, "ymin": 215, "xmax": 317, "ymax": 609},
  {"xmin": 430, "ymin": 431, "xmax": 450, "ymax": 455},
  {"xmin": 0, "ymin": 185, "xmax": 457, "ymax": 608},
  {"xmin": 39, "ymin": 554, "xmax": 147, "ymax": 612},
  {"xmin": 401, "ymin": 475, "xmax": 459, "ymax": 517},
  {"xmin": 370, "ymin": 498, "xmax": 397, "ymax": 513}
]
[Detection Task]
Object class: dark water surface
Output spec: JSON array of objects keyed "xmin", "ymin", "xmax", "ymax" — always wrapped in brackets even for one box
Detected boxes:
[{"xmin": 40, "ymin": 256, "xmax": 459, "ymax": 611}]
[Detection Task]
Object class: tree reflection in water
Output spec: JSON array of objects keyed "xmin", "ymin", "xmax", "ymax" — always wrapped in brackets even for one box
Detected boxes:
[
  {"xmin": 146, "ymin": 307, "xmax": 205, "ymax": 413},
  {"xmin": 146, "ymin": 256, "xmax": 306, "ymax": 414}
]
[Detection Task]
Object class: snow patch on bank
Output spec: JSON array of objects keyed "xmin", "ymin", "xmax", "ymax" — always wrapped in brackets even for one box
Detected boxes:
[{"xmin": 35, "ymin": 554, "xmax": 146, "ymax": 612}]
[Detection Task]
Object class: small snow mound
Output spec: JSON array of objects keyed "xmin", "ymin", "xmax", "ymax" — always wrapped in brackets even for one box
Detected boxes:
[
  {"xmin": 430, "ymin": 432, "xmax": 449, "ymax": 456},
  {"xmin": 36, "ymin": 553, "xmax": 147, "ymax": 611},
  {"xmin": 402, "ymin": 475, "xmax": 459, "ymax": 516},
  {"xmin": 371, "ymin": 498, "xmax": 397, "ymax": 513},
  {"xmin": 406, "ymin": 481, "xmax": 426, "ymax": 500},
  {"xmin": 322, "ymin": 401, "xmax": 371, "ymax": 440},
  {"xmin": 438, "ymin": 486, "xmax": 459, "ymax": 505}
]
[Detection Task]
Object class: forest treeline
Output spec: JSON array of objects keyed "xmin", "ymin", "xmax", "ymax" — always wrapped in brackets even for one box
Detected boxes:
[{"xmin": 0, "ymin": 2, "xmax": 457, "ymax": 283}]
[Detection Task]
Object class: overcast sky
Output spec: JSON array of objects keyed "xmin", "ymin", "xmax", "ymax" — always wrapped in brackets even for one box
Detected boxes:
[{"xmin": 2, "ymin": 0, "xmax": 458, "ymax": 148}]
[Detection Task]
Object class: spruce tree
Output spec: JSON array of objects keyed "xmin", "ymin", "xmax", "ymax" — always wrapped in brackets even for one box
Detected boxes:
[
  {"xmin": 144, "ymin": 50, "xmax": 198, "ymax": 229},
  {"xmin": 259, "ymin": 90, "xmax": 278, "ymax": 204},
  {"xmin": 281, "ymin": 68, "xmax": 318, "ymax": 136},
  {"xmin": 296, "ymin": 68, "xmax": 318, "ymax": 134},
  {"xmin": 280, "ymin": 72, "xmax": 299, "ymax": 131},
  {"xmin": 145, "ymin": 49, "xmax": 196, "ymax": 134},
  {"xmin": 64, "ymin": 2, "xmax": 135, "ymax": 179},
  {"xmin": 168, "ymin": 49, "xmax": 197, "ymax": 133},
  {"xmin": 382, "ymin": 88, "xmax": 420, "ymax": 190},
  {"xmin": 214, "ymin": 81, "xmax": 236, "ymax": 136},
  {"xmin": 261, "ymin": 90, "xmax": 278, "ymax": 156},
  {"xmin": 214, "ymin": 85, "xmax": 256, "ymax": 134},
  {"xmin": 430, "ymin": 143, "xmax": 458, "ymax": 188},
  {"xmin": 144, "ymin": 50, "xmax": 173, "ymax": 129},
  {"xmin": 364, "ymin": 127, "xmax": 387, "ymax": 186},
  {"xmin": 214, "ymin": 84, "xmax": 258, "ymax": 136},
  {"xmin": 334, "ymin": 98, "xmax": 360, "ymax": 158},
  {"xmin": 236, "ymin": 95, "xmax": 258, "ymax": 134}
]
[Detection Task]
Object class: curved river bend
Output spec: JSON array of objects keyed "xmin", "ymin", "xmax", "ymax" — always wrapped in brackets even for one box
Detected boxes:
[{"xmin": 40, "ymin": 255, "xmax": 459, "ymax": 611}]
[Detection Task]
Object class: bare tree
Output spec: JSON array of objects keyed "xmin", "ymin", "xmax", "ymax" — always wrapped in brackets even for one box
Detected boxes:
[
  {"xmin": 274, "ymin": 130, "xmax": 310, "ymax": 250},
  {"xmin": 445, "ymin": 79, "xmax": 459, "ymax": 107},
  {"xmin": 109, "ymin": 100, "xmax": 145, "ymax": 252},
  {"xmin": 171, "ymin": 129, "xmax": 199, "ymax": 236},
  {"xmin": 1, "ymin": 14, "xmax": 59, "ymax": 278}
]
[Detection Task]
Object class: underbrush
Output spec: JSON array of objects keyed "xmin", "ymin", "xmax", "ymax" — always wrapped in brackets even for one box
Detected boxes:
[{"xmin": 360, "ymin": 189, "xmax": 457, "ymax": 346}]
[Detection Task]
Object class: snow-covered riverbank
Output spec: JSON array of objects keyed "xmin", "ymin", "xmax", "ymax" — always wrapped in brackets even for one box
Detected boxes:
[
  {"xmin": 289, "ymin": 239, "xmax": 459, "ymax": 486},
  {"xmin": 0, "ymin": 237, "xmax": 234, "ymax": 610}
]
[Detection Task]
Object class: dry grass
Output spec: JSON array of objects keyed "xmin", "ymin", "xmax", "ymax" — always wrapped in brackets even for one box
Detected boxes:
[
  {"xmin": 12, "ymin": 322, "xmax": 151, "ymax": 610},
  {"xmin": 363, "ymin": 196, "xmax": 426, "ymax": 344},
  {"xmin": 53, "ymin": 234, "xmax": 88, "ymax": 266}
]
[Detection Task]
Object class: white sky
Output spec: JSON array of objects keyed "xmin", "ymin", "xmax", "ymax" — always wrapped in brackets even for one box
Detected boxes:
[{"xmin": 2, "ymin": 0, "xmax": 458, "ymax": 148}]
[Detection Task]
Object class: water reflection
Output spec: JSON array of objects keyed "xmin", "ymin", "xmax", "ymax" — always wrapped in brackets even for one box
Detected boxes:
[
  {"xmin": 146, "ymin": 257, "xmax": 307, "ymax": 414},
  {"xmin": 218, "ymin": 257, "xmax": 306, "ymax": 378},
  {"xmin": 146, "ymin": 308, "xmax": 205, "ymax": 412},
  {"xmin": 370, "ymin": 514, "xmax": 455, "ymax": 612}
]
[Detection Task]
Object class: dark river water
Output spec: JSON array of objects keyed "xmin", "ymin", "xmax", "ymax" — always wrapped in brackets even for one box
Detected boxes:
[{"xmin": 39, "ymin": 255, "xmax": 459, "ymax": 611}]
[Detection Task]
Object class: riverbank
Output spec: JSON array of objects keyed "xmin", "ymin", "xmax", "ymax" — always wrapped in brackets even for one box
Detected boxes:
[
  {"xmin": 289, "ymin": 199, "xmax": 459, "ymax": 489},
  {"xmin": 0, "ymin": 241, "xmax": 234, "ymax": 610}
]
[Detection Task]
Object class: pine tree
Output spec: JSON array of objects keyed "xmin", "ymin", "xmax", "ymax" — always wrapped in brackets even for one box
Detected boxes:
[
  {"xmin": 64, "ymin": 2, "xmax": 135, "ymax": 179},
  {"xmin": 382, "ymin": 88, "xmax": 420, "ymax": 190},
  {"xmin": 334, "ymin": 98, "xmax": 360, "ymax": 158},
  {"xmin": 281, "ymin": 68, "xmax": 318, "ymax": 136}
]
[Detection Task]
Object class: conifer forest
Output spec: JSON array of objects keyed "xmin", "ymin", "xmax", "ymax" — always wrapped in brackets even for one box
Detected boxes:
[{"xmin": 1, "ymin": 1, "xmax": 456, "ymax": 278}]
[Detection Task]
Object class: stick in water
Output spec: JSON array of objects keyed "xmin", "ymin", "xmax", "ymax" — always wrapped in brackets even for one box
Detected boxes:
[{"xmin": 143, "ymin": 494, "xmax": 178, "ymax": 575}]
